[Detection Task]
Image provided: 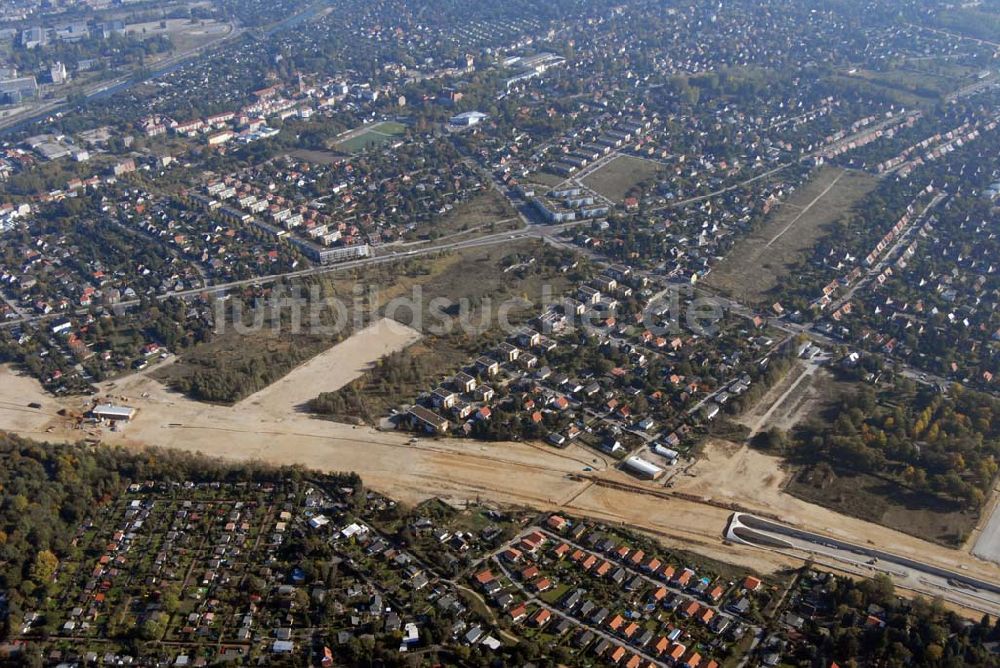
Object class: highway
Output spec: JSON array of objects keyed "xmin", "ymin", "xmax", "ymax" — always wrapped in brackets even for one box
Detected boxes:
[{"xmin": 726, "ymin": 513, "xmax": 1000, "ymax": 616}]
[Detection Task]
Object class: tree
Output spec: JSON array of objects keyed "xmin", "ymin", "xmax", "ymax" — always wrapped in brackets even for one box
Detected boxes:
[
  {"xmin": 161, "ymin": 584, "xmax": 181, "ymax": 614},
  {"xmin": 30, "ymin": 550, "xmax": 59, "ymax": 585},
  {"xmin": 138, "ymin": 612, "xmax": 167, "ymax": 640},
  {"xmin": 752, "ymin": 427, "xmax": 789, "ymax": 452},
  {"xmin": 863, "ymin": 574, "xmax": 895, "ymax": 606}
]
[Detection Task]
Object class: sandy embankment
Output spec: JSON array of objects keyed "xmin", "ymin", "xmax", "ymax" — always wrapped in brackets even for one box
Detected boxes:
[
  {"xmin": 5, "ymin": 320, "xmax": 1000, "ymax": 583},
  {"xmin": 0, "ymin": 320, "xmax": 781, "ymax": 572},
  {"xmin": 675, "ymin": 440, "xmax": 1000, "ymax": 584},
  {"xmin": 0, "ymin": 318, "xmax": 602, "ymax": 508},
  {"xmin": 234, "ymin": 318, "xmax": 423, "ymax": 416},
  {"xmin": 0, "ymin": 365, "xmax": 59, "ymax": 439}
]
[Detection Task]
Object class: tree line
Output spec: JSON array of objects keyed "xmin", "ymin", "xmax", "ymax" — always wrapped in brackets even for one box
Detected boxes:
[
  {"xmin": 786, "ymin": 571, "xmax": 1000, "ymax": 667},
  {"xmin": 755, "ymin": 380, "xmax": 1000, "ymax": 510}
]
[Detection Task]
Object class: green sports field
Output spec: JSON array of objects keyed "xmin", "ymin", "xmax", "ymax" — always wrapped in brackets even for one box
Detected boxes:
[{"xmin": 333, "ymin": 121, "xmax": 408, "ymax": 153}]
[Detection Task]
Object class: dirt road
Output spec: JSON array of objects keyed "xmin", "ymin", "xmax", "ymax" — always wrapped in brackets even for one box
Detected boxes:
[
  {"xmin": 677, "ymin": 440, "xmax": 1000, "ymax": 584},
  {"xmin": 704, "ymin": 167, "xmax": 877, "ymax": 302},
  {"xmin": 235, "ymin": 318, "xmax": 422, "ymax": 416},
  {"xmin": 4, "ymin": 324, "xmax": 1000, "ymax": 586}
]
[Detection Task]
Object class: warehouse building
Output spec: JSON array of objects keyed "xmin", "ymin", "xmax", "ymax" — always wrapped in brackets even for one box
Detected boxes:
[
  {"xmin": 91, "ymin": 404, "xmax": 136, "ymax": 422},
  {"xmin": 0, "ymin": 76, "xmax": 38, "ymax": 104},
  {"xmin": 652, "ymin": 444, "xmax": 679, "ymax": 464},
  {"xmin": 622, "ymin": 456, "xmax": 664, "ymax": 480}
]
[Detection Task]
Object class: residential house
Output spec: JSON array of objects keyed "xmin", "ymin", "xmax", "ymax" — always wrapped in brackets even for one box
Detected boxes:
[
  {"xmin": 407, "ymin": 406, "xmax": 449, "ymax": 434},
  {"xmin": 475, "ymin": 356, "xmax": 500, "ymax": 376},
  {"xmin": 453, "ymin": 372, "xmax": 477, "ymax": 393}
]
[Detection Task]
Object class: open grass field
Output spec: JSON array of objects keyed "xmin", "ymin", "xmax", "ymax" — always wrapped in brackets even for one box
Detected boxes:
[
  {"xmin": 786, "ymin": 467, "xmax": 978, "ymax": 547},
  {"xmin": 126, "ymin": 18, "xmax": 232, "ymax": 53},
  {"xmin": 826, "ymin": 57, "xmax": 979, "ymax": 108},
  {"xmin": 333, "ymin": 121, "xmax": 407, "ymax": 153},
  {"xmin": 286, "ymin": 148, "xmax": 347, "ymax": 165},
  {"xmin": 737, "ymin": 370, "xmax": 981, "ymax": 547},
  {"xmin": 836, "ymin": 64, "xmax": 972, "ymax": 105},
  {"xmin": 402, "ymin": 188, "xmax": 518, "ymax": 241},
  {"xmin": 581, "ymin": 154, "xmax": 663, "ymax": 202},
  {"xmin": 150, "ymin": 249, "xmax": 460, "ymax": 404},
  {"xmin": 931, "ymin": 7, "xmax": 1000, "ymax": 44},
  {"xmin": 153, "ymin": 239, "xmax": 567, "ymax": 406},
  {"xmin": 526, "ymin": 170, "xmax": 567, "ymax": 188},
  {"xmin": 391, "ymin": 239, "xmax": 573, "ymax": 327},
  {"xmin": 702, "ymin": 354, "xmax": 981, "ymax": 548},
  {"xmin": 149, "ymin": 326, "xmax": 342, "ymax": 404},
  {"xmin": 704, "ymin": 166, "xmax": 877, "ymax": 304},
  {"xmin": 737, "ymin": 362, "xmax": 857, "ymax": 437},
  {"xmin": 234, "ymin": 318, "xmax": 421, "ymax": 414},
  {"xmin": 739, "ymin": 361, "xmax": 812, "ymax": 435},
  {"xmin": 310, "ymin": 334, "xmax": 474, "ymax": 423}
]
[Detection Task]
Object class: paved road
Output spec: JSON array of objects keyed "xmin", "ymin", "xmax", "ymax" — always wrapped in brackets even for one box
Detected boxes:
[
  {"xmin": 693, "ymin": 286, "xmax": 958, "ymax": 394},
  {"xmin": 763, "ymin": 169, "xmax": 845, "ymax": 249},
  {"xmin": 489, "ymin": 524, "xmax": 755, "ymax": 666},
  {"xmin": 905, "ymin": 23, "xmax": 1000, "ymax": 49},
  {"xmin": 0, "ymin": 22, "xmax": 242, "ymax": 134},
  {"xmin": 744, "ymin": 356, "xmax": 822, "ymax": 436},
  {"xmin": 0, "ymin": 220, "xmax": 581, "ymax": 331},
  {"xmin": 492, "ymin": 554, "xmax": 671, "ymax": 666},
  {"xmin": 532, "ymin": 526, "xmax": 740, "ymax": 621},
  {"xmin": 648, "ymin": 111, "xmax": 913, "ymax": 213},
  {"xmin": 727, "ymin": 513, "xmax": 1000, "ymax": 616},
  {"xmin": 825, "ymin": 192, "xmax": 944, "ymax": 314},
  {"xmin": 492, "ymin": 527, "xmax": 673, "ymax": 667}
]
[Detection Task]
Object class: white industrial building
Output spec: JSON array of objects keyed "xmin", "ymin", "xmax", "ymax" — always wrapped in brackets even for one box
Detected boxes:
[
  {"xmin": 449, "ymin": 111, "xmax": 488, "ymax": 127},
  {"xmin": 652, "ymin": 444, "xmax": 679, "ymax": 464},
  {"xmin": 622, "ymin": 456, "xmax": 664, "ymax": 480},
  {"xmin": 91, "ymin": 404, "xmax": 136, "ymax": 422}
]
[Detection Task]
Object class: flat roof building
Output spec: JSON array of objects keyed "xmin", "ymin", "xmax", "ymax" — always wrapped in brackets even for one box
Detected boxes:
[
  {"xmin": 407, "ymin": 406, "xmax": 449, "ymax": 434},
  {"xmin": 450, "ymin": 111, "xmax": 488, "ymax": 127},
  {"xmin": 92, "ymin": 404, "xmax": 136, "ymax": 422},
  {"xmin": 0, "ymin": 76, "xmax": 38, "ymax": 104}
]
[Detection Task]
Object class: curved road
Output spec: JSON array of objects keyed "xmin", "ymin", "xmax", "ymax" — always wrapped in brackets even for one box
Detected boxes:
[{"xmin": 726, "ymin": 512, "xmax": 1000, "ymax": 616}]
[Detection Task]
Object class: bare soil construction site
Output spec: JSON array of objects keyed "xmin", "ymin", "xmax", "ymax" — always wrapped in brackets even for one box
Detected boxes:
[{"xmin": 2, "ymin": 320, "xmax": 1000, "ymax": 606}]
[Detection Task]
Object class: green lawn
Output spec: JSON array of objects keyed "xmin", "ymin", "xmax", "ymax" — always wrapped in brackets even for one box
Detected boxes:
[
  {"xmin": 334, "ymin": 121, "xmax": 408, "ymax": 153},
  {"xmin": 581, "ymin": 154, "xmax": 663, "ymax": 202},
  {"xmin": 539, "ymin": 582, "xmax": 571, "ymax": 605}
]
